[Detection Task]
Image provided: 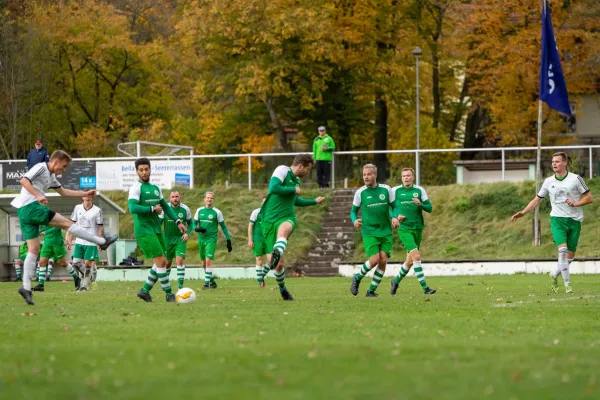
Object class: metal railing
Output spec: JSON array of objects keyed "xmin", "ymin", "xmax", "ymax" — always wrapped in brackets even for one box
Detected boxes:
[{"xmin": 1, "ymin": 144, "xmax": 598, "ymax": 190}]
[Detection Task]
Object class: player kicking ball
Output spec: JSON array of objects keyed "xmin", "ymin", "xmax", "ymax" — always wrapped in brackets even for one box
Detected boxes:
[
  {"xmin": 130, "ymin": 158, "xmax": 187, "ymax": 303},
  {"xmin": 12, "ymin": 150, "xmax": 118, "ymax": 305},
  {"xmin": 511, "ymin": 152, "xmax": 592, "ymax": 294},
  {"xmin": 262, "ymin": 154, "xmax": 325, "ymax": 300},
  {"xmin": 350, "ymin": 164, "xmax": 399, "ymax": 297}
]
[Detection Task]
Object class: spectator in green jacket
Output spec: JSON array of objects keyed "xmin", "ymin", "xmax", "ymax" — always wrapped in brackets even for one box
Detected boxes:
[{"xmin": 312, "ymin": 126, "xmax": 336, "ymax": 189}]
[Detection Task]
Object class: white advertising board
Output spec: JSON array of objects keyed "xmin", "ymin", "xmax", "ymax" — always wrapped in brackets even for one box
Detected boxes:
[{"xmin": 96, "ymin": 160, "xmax": 192, "ymax": 190}]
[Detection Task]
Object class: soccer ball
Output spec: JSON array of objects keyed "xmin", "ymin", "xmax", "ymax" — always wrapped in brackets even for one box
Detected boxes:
[{"xmin": 175, "ymin": 288, "xmax": 197, "ymax": 304}]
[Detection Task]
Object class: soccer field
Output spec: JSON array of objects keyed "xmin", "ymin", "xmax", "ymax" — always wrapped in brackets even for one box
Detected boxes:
[{"xmin": 2, "ymin": 275, "xmax": 600, "ymax": 400}]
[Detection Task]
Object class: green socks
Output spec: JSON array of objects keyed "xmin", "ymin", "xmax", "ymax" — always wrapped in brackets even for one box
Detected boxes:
[
  {"xmin": 367, "ymin": 268, "xmax": 384, "ymax": 293},
  {"xmin": 273, "ymin": 269, "xmax": 286, "ymax": 292},
  {"xmin": 177, "ymin": 266, "xmax": 185, "ymax": 289},
  {"xmin": 142, "ymin": 265, "xmax": 158, "ymax": 292},
  {"xmin": 414, "ymin": 262, "xmax": 428, "ymax": 291},
  {"xmin": 355, "ymin": 260, "xmax": 372, "ymax": 281},
  {"xmin": 394, "ymin": 264, "xmax": 409, "ymax": 284}
]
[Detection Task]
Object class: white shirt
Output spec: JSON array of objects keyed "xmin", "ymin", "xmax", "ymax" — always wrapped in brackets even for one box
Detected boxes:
[
  {"xmin": 70, "ymin": 204, "xmax": 104, "ymax": 245},
  {"xmin": 537, "ymin": 172, "xmax": 589, "ymax": 221},
  {"xmin": 249, "ymin": 208, "xmax": 261, "ymax": 223},
  {"xmin": 10, "ymin": 163, "xmax": 61, "ymax": 209}
]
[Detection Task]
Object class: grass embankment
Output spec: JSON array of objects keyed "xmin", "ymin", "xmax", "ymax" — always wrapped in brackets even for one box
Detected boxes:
[
  {"xmin": 107, "ymin": 187, "xmax": 330, "ymax": 265},
  {"xmin": 352, "ymin": 178, "xmax": 600, "ymax": 261}
]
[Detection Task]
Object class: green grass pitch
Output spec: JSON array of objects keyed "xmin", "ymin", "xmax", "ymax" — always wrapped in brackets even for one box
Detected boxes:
[{"xmin": 1, "ymin": 275, "xmax": 600, "ymax": 399}]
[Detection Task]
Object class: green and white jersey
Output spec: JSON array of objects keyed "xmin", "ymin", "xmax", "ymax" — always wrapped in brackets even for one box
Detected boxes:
[
  {"xmin": 352, "ymin": 184, "xmax": 396, "ymax": 236},
  {"xmin": 41, "ymin": 225, "xmax": 64, "ymax": 246},
  {"xmin": 262, "ymin": 166, "xmax": 301, "ymax": 222},
  {"xmin": 10, "ymin": 163, "xmax": 61, "ymax": 209},
  {"xmin": 160, "ymin": 203, "xmax": 192, "ymax": 241},
  {"xmin": 249, "ymin": 208, "xmax": 263, "ymax": 241},
  {"xmin": 392, "ymin": 184, "xmax": 430, "ymax": 230},
  {"xmin": 70, "ymin": 204, "xmax": 103, "ymax": 246},
  {"xmin": 128, "ymin": 181, "xmax": 164, "ymax": 236},
  {"xmin": 194, "ymin": 206, "xmax": 225, "ymax": 242},
  {"xmin": 538, "ymin": 172, "xmax": 589, "ymax": 221}
]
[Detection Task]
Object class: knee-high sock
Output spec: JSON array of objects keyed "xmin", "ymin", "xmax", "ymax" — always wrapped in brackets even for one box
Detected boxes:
[
  {"xmin": 262, "ymin": 264, "xmax": 271, "ymax": 277},
  {"xmin": 177, "ymin": 265, "xmax": 185, "ymax": 288},
  {"xmin": 367, "ymin": 267, "xmax": 384, "ymax": 292},
  {"xmin": 38, "ymin": 265, "xmax": 47, "ymax": 285},
  {"xmin": 256, "ymin": 265, "xmax": 264, "ymax": 283},
  {"xmin": 273, "ymin": 268, "xmax": 286, "ymax": 292},
  {"xmin": 413, "ymin": 262, "xmax": 428, "ymax": 291},
  {"xmin": 23, "ymin": 253, "xmax": 37, "ymax": 291},
  {"xmin": 67, "ymin": 225, "xmax": 105, "ymax": 245},
  {"xmin": 355, "ymin": 260, "xmax": 374, "ymax": 281},
  {"xmin": 65, "ymin": 263, "xmax": 79, "ymax": 281},
  {"xmin": 156, "ymin": 266, "xmax": 172, "ymax": 294},
  {"xmin": 15, "ymin": 263, "xmax": 22, "ymax": 279},
  {"xmin": 394, "ymin": 263, "xmax": 410, "ymax": 284},
  {"xmin": 273, "ymin": 237, "xmax": 288, "ymax": 255},
  {"xmin": 142, "ymin": 265, "xmax": 159, "ymax": 292},
  {"xmin": 558, "ymin": 247, "xmax": 570, "ymax": 284},
  {"xmin": 204, "ymin": 267, "xmax": 213, "ymax": 286},
  {"xmin": 47, "ymin": 262, "xmax": 53, "ymax": 279}
]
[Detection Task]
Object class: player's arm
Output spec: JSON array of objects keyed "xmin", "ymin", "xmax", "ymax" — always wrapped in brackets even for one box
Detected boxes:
[
  {"xmin": 421, "ymin": 199, "xmax": 433, "ymax": 213},
  {"xmin": 55, "ymin": 187, "xmax": 95, "ymax": 198},
  {"xmin": 248, "ymin": 221, "xmax": 254, "ymax": 247},
  {"xmin": 511, "ymin": 196, "xmax": 542, "ymax": 221},
  {"xmin": 186, "ymin": 217, "xmax": 194, "ymax": 235},
  {"xmin": 326, "ymin": 137, "xmax": 335, "ymax": 152},
  {"xmin": 268, "ymin": 176, "xmax": 296, "ymax": 195},
  {"xmin": 219, "ymin": 221, "xmax": 231, "ymax": 241},
  {"xmin": 127, "ymin": 199, "xmax": 154, "ymax": 214},
  {"xmin": 19, "ymin": 165, "xmax": 49, "ymax": 203},
  {"xmin": 294, "ymin": 197, "xmax": 317, "ymax": 207}
]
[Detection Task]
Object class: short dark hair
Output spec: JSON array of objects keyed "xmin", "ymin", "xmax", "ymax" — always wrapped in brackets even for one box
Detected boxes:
[
  {"xmin": 552, "ymin": 152, "xmax": 568, "ymax": 162},
  {"xmin": 170, "ymin": 190, "xmax": 180, "ymax": 196},
  {"xmin": 135, "ymin": 157, "xmax": 151, "ymax": 170},
  {"xmin": 50, "ymin": 150, "xmax": 72, "ymax": 163},
  {"xmin": 292, "ymin": 154, "xmax": 315, "ymax": 167}
]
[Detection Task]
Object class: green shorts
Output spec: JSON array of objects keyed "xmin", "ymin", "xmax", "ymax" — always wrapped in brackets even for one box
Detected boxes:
[
  {"xmin": 166, "ymin": 239, "xmax": 187, "ymax": 260},
  {"xmin": 40, "ymin": 244, "xmax": 66, "ymax": 261},
  {"xmin": 362, "ymin": 235, "xmax": 392, "ymax": 258},
  {"xmin": 73, "ymin": 243, "xmax": 99, "ymax": 261},
  {"xmin": 550, "ymin": 217, "xmax": 581, "ymax": 252},
  {"xmin": 17, "ymin": 202, "xmax": 50, "ymax": 240},
  {"xmin": 252, "ymin": 238, "xmax": 268, "ymax": 257},
  {"xmin": 398, "ymin": 229, "xmax": 423, "ymax": 253},
  {"xmin": 263, "ymin": 217, "xmax": 296, "ymax": 253},
  {"xmin": 199, "ymin": 240, "xmax": 217, "ymax": 260},
  {"xmin": 137, "ymin": 233, "xmax": 166, "ymax": 259}
]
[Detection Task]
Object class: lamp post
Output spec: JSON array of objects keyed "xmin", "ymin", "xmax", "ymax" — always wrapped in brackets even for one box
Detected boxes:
[{"xmin": 412, "ymin": 46, "xmax": 422, "ymax": 185}]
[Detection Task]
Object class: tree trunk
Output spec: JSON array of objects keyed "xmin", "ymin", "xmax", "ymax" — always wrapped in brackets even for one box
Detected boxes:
[
  {"xmin": 461, "ymin": 104, "xmax": 486, "ymax": 160},
  {"xmin": 374, "ymin": 90, "xmax": 389, "ymax": 181},
  {"xmin": 264, "ymin": 97, "xmax": 291, "ymax": 151}
]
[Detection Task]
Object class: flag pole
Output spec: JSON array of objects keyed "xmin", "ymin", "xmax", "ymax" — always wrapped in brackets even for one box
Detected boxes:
[{"xmin": 534, "ymin": 100, "xmax": 542, "ymax": 246}]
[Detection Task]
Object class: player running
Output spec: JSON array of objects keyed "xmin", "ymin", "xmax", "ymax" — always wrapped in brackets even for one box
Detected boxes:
[
  {"xmin": 160, "ymin": 190, "xmax": 194, "ymax": 290},
  {"xmin": 12, "ymin": 150, "xmax": 118, "ymax": 305},
  {"xmin": 390, "ymin": 168, "xmax": 436, "ymax": 295},
  {"xmin": 194, "ymin": 192, "xmax": 231, "ymax": 289},
  {"xmin": 32, "ymin": 225, "xmax": 81, "ymax": 292},
  {"xmin": 262, "ymin": 154, "xmax": 325, "ymax": 300},
  {"xmin": 511, "ymin": 152, "xmax": 592, "ymax": 294},
  {"xmin": 350, "ymin": 164, "xmax": 399, "ymax": 297},
  {"xmin": 248, "ymin": 198, "xmax": 269, "ymax": 287},
  {"xmin": 131, "ymin": 158, "xmax": 187, "ymax": 303},
  {"xmin": 67, "ymin": 196, "xmax": 104, "ymax": 291}
]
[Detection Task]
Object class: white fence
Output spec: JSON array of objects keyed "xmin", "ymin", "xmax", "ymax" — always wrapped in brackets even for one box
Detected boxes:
[{"xmin": 1, "ymin": 144, "xmax": 598, "ymax": 190}]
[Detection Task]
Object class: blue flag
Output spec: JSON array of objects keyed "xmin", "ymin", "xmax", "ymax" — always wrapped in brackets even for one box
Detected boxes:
[{"xmin": 540, "ymin": 3, "xmax": 571, "ymax": 116}]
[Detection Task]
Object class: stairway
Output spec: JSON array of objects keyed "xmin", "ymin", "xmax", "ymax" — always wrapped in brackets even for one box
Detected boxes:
[{"xmin": 293, "ymin": 189, "xmax": 356, "ymax": 277}]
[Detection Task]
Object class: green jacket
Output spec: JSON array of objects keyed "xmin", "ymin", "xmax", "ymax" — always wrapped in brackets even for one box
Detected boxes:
[{"xmin": 313, "ymin": 134, "xmax": 335, "ymax": 162}]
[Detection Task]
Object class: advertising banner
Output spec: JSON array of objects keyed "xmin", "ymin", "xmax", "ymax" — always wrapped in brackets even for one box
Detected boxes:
[
  {"xmin": 96, "ymin": 160, "xmax": 192, "ymax": 190},
  {"xmin": 0, "ymin": 161, "xmax": 96, "ymax": 191}
]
